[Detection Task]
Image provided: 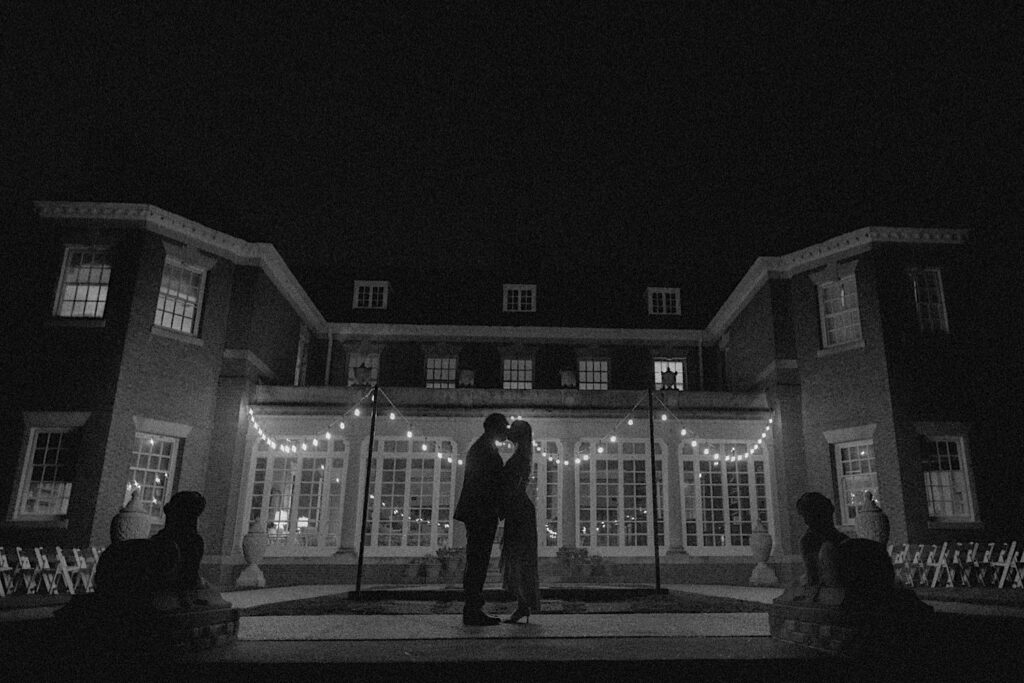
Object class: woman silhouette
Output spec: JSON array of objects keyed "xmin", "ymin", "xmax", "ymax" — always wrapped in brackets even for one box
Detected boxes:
[{"xmin": 499, "ymin": 420, "xmax": 541, "ymax": 623}]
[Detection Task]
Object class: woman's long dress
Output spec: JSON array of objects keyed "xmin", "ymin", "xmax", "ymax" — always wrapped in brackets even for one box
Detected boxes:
[{"xmin": 498, "ymin": 446, "xmax": 541, "ymax": 610}]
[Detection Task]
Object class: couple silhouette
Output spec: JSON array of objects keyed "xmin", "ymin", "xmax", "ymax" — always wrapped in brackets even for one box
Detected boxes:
[{"xmin": 453, "ymin": 413, "xmax": 540, "ymax": 626}]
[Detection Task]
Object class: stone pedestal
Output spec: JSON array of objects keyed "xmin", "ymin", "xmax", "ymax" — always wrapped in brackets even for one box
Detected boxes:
[
  {"xmin": 54, "ymin": 588, "xmax": 239, "ymax": 654},
  {"xmin": 748, "ymin": 520, "xmax": 779, "ymax": 586},
  {"xmin": 236, "ymin": 521, "xmax": 269, "ymax": 588},
  {"xmin": 110, "ymin": 489, "xmax": 152, "ymax": 543},
  {"xmin": 855, "ymin": 492, "xmax": 890, "ymax": 546}
]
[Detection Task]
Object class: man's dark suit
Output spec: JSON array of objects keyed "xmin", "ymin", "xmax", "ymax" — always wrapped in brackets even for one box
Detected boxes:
[{"xmin": 453, "ymin": 433, "xmax": 504, "ymax": 614}]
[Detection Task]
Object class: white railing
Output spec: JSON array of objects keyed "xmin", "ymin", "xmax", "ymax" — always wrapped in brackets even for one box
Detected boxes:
[
  {"xmin": 888, "ymin": 541, "xmax": 1023, "ymax": 589},
  {"xmin": 0, "ymin": 546, "xmax": 102, "ymax": 597}
]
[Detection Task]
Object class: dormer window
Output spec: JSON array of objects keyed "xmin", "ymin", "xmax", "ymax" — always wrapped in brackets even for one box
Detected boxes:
[
  {"xmin": 647, "ymin": 287, "xmax": 680, "ymax": 315},
  {"xmin": 503, "ymin": 284, "xmax": 536, "ymax": 312},
  {"xmin": 353, "ymin": 280, "xmax": 389, "ymax": 310}
]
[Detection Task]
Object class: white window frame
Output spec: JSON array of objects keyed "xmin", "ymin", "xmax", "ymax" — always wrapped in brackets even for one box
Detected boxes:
[
  {"xmin": 53, "ymin": 246, "xmax": 112, "ymax": 319},
  {"xmin": 347, "ymin": 351, "xmax": 380, "ymax": 386},
  {"xmin": 834, "ymin": 440, "xmax": 879, "ymax": 526},
  {"xmin": 13, "ymin": 427, "xmax": 79, "ymax": 521},
  {"xmin": 425, "ymin": 356, "xmax": 458, "ymax": 389},
  {"xmin": 910, "ymin": 268, "xmax": 949, "ymax": 333},
  {"xmin": 678, "ymin": 440, "xmax": 771, "ymax": 555},
  {"xmin": 577, "ymin": 358, "xmax": 609, "ymax": 391},
  {"xmin": 503, "ymin": 284, "xmax": 537, "ymax": 312},
  {"xmin": 575, "ymin": 438, "xmax": 667, "ymax": 556},
  {"xmin": 653, "ymin": 358, "xmax": 687, "ymax": 390},
  {"xmin": 647, "ymin": 287, "xmax": 681, "ymax": 315},
  {"xmin": 498, "ymin": 438, "xmax": 563, "ymax": 556},
  {"xmin": 353, "ymin": 280, "xmax": 390, "ymax": 310},
  {"xmin": 153, "ymin": 257, "xmax": 207, "ymax": 336},
  {"xmin": 817, "ymin": 274, "xmax": 863, "ymax": 348},
  {"xmin": 502, "ymin": 357, "xmax": 534, "ymax": 389},
  {"xmin": 920, "ymin": 435, "xmax": 976, "ymax": 523},
  {"xmin": 357, "ymin": 436, "xmax": 459, "ymax": 556},
  {"xmin": 247, "ymin": 437, "xmax": 350, "ymax": 556},
  {"xmin": 125, "ymin": 432, "xmax": 181, "ymax": 526}
]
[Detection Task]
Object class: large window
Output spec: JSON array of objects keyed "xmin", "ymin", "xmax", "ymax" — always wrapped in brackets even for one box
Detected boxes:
[
  {"xmin": 503, "ymin": 358, "xmax": 533, "ymax": 389},
  {"xmin": 249, "ymin": 438, "xmax": 348, "ymax": 554},
  {"xmin": 154, "ymin": 258, "xmax": 206, "ymax": 335},
  {"xmin": 503, "ymin": 284, "xmax": 536, "ymax": 312},
  {"xmin": 679, "ymin": 441, "xmax": 769, "ymax": 552},
  {"xmin": 362, "ymin": 438, "xmax": 457, "ymax": 553},
  {"xmin": 647, "ymin": 287, "xmax": 680, "ymax": 315},
  {"xmin": 347, "ymin": 351, "xmax": 380, "ymax": 386},
  {"xmin": 834, "ymin": 440, "xmax": 878, "ymax": 526},
  {"xmin": 15, "ymin": 429, "xmax": 78, "ymax": 519},
  {"xmin": 499, "ymin": 438, "xmax": 563, "ymax": 553},
  {"xmin": 576, "ymin": 439, "xmax": 665, "ymax": 554},
  {"xmin": 126, "ymin": 433, "xmax": 180, "ymax": 523},
  {"xmin": 425, "ymin": 356, "xmax": 457, "ymax": 388},
  {"xmin": 818, "ymin": 275, "xmax": 862, "ymax": 347},
  {"xmin": 653, "ymin": 358, "xmax": 686, "ymax": 390},
  {"xmin": 910, "ymin": 268, "xmax": 949, "ymax": 333},
  {"xmin": 921, "ymin": 436, "xmax": 974, "ymax": 522},
  {"xmin": 353, "ymin": 280, "xmax": 389, "ymax": 309},
  {"xmin": 577, "ymin": 359, "xmax": 609, "ymax": 391},
  {"xmin": 54, "ymin": 247, "xmax": 111, "ymax": 318}
]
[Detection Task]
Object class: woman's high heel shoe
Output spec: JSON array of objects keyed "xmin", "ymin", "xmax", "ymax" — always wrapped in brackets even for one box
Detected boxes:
[{"xmin": 504, "ymin": 607, "xmax": 530, "ymax": 624}]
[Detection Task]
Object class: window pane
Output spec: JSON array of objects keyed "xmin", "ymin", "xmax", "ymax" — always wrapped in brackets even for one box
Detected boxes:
[
  {"xmin": 153, "ymin": 259, "xmax": 204, "ymax": 334},
  {"xmin": 578, "ymin": 359, "xmax": 608, "ymax": 390},
  {"xmin": 126, "ymin": 433, "xmax": 178, "ymax": 520},
  {"xmin": 503, "ymin": 358, "xmax": 533, "ymax": 389},
  {"xmin": 19, "ymin": 429, "xmax": 76, "ymax": 517},
  {"xmin": 56, "ymin": 248, "xmax": 110, "ymax": 318},
  {"xmin": 425, "ymin": 356, "xmax": 457, "ymax": 388}
]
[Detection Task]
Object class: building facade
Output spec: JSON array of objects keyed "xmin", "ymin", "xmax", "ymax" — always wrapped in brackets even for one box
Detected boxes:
[{"xmin": 3, "ymin": 201, "xmax": 1018, "ymax": 585}]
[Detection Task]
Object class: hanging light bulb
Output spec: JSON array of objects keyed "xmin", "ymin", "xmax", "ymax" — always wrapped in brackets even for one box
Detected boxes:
[
  {"xmin": 301, "ymin": 443, "xmax": 308, "ymax": 451},
  {"xmin": 325, "ymin": 432, "xmax": 331, "ymax": 440},
  {"xmin": 680, "ymin": 428, "xmax": 687, "ymax": 436},
  {"xmin": 354, "ymin": 408, "xmax": 361, "ymax": 417},
  {"xmin": 457, "ymin": 459, "xmax": 464, "ymax": 466},
  {"xmin": 421, "ymin": 443, "xmax": 428, "ymax": 451},
  {"xmin": 574, "ymin": 458, "xmax": 581, "ymax": 465},
  {"xmin": 661, "ymin": 414, "xmax": 668, "ymax": 421},
  {"xmin": 339, "ymin": 421, "xmax": 346, "ymax": 430},
  {"xmin": 389, "ymin": 412, "xmax": 396, "ymax": 420},
  {"xmin": 406, "ymin": 430, "xmax": 413, "ymax": 438},
  {"xmin": 610, "ymin": 435, "xmax": 617, "ymax": 443},
  {"xmin": 627, "ymin": 418, "xmax": 634, "ymax": 426},
  {"xmin": 312, "ymin": 438, "xmax": 319, "ymax": 447}
]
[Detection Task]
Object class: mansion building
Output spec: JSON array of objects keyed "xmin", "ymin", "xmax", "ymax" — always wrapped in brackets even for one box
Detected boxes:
[{"xmin": 2, "ymin": 200, "xmax": 1018, "ymax": 585}]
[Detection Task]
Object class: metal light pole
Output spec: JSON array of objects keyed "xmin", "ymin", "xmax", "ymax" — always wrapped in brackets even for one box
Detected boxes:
[
  {"xmin": 647, "ymin": 385, "xmax": 662, "ymax": 592},
  {"xmin": 354, "ymin": 384, "xmax": 379, "ymax": 596}
]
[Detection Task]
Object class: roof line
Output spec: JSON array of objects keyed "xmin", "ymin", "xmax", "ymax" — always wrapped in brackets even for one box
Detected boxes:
[
  {"xmin": 704, "ymin": 226, "xmax": 969, "ymax": 340},
  {"xmin": 34, "ymin": 201, "xmax": 327, "ymax": 331}
]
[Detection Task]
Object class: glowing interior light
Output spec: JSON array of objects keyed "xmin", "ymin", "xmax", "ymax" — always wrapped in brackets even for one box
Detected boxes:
[
  {"xmin": 437, "ymin": 453, "xmax": 443, "ymax": 459},
  {"xmin": 713, "ymin": 453, "xmax": 719, "ymax": 460},
  {"xmin": 447, "ymin": 457, "xmax": 453, "ymax": 464},
  {"xmin": 354, "ymin": 409, "xmax": 361, "ymax": 417}
]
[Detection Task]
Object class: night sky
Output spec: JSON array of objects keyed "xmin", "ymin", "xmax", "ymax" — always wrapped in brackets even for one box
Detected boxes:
[{"xmin": 3, "ymin": 4, "xmax": 1021, "ymax": 315}]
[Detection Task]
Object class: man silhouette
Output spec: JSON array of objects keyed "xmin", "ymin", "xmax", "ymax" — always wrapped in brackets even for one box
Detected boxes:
[{"xmin": 454, "ymin": 412, "xmax": 508, "ymax": 626}]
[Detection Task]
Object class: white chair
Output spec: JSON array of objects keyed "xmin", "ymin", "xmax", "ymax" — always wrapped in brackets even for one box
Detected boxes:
[
  {"xmin": 33, "ymin": 547, "xmax": 73, "ymax": 595},
  {"xmin": 53, "ymin": 547, "xmax": 79, "ymax": 595},
  {"xmin": 997, "ymin": 542, "xmax": 1021, "ymax": 589},
  {"xmin": 71, "ymin": 548, "xmax": 95, "ymax": 592},
  {"xmin": 0, "ymin": 547, "xmax": 14, "ymax": 597},
  {"xmin": 922, "ymin": 543, "xmax": 947, "ymax": 587},
  {"xmin": 13, "ymin": 547, "xmax": 39, "ymax": 594}
]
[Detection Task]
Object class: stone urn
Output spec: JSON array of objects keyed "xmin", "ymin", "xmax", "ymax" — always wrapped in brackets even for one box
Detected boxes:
[
  {"xmin": 748, "ymin": 520, "xmax": 779, "ymax": 586},
  {"xmin": 236, "ymin": 519, "xmax": 269, "ymax": 588},
  {"xmin": 855, "ymin": 491, "xmax": 890, "ymax": 546},
  {"xmin": 110, "ymin": 488, "xmax": 152, "ymax": 543}
]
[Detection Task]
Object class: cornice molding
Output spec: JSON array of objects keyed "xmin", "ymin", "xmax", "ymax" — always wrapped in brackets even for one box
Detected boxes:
[
  {"xmin": 328, "ymin": 322, "xmax": 704, "ymax": 345},
  {"xmin": 35, "ymin": 201, "xmax": 326, "ymax": 332},
  {"xmin": 705, "ymin": 226, "xmax": 969, "ymax": 340}
]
